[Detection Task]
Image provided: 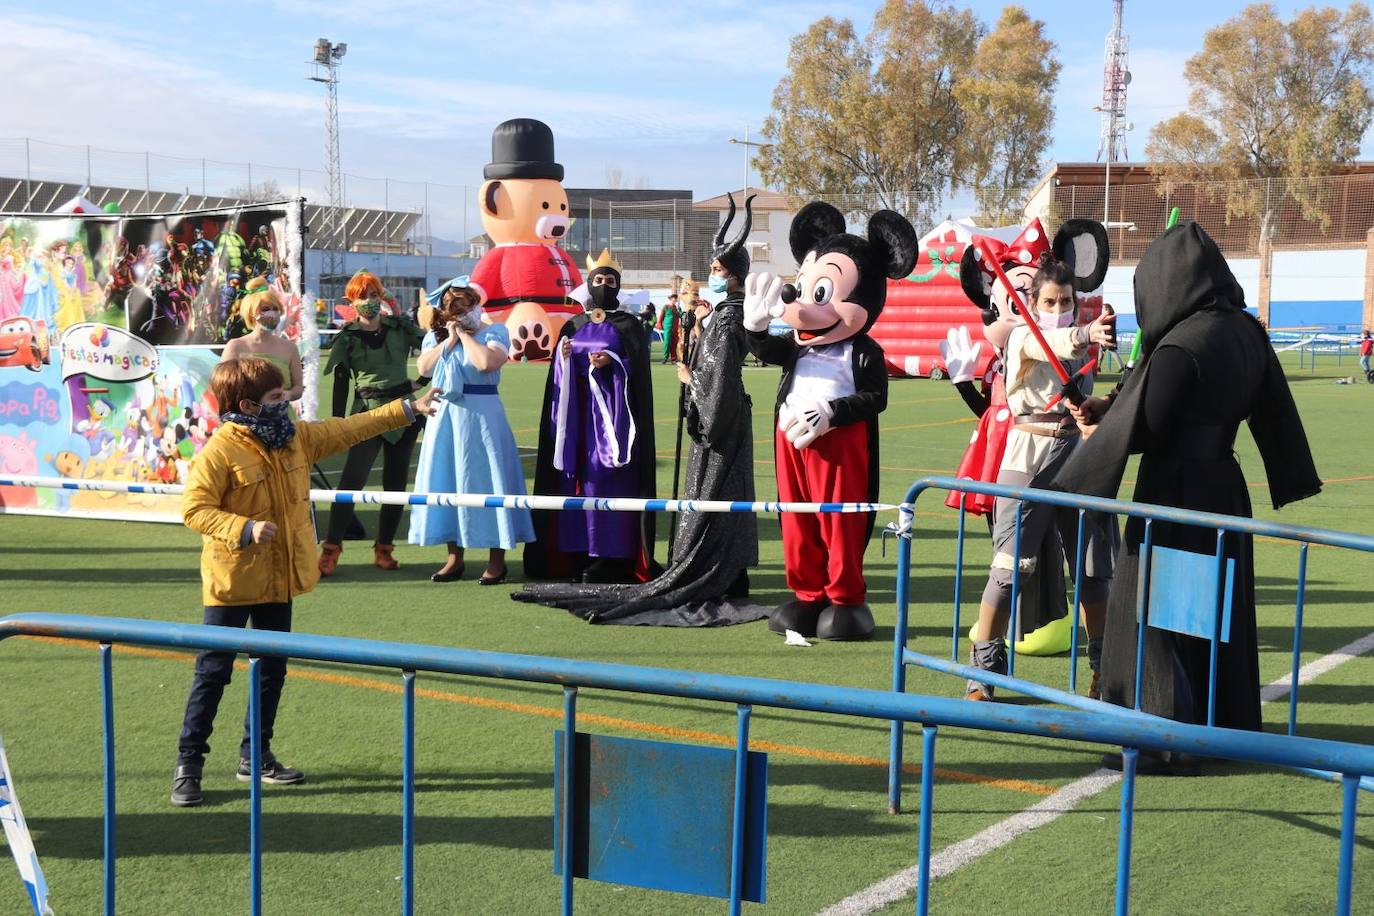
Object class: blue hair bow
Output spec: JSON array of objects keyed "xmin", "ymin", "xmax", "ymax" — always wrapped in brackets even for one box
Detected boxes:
[{"xmin": 426, "ymin": 274, "xmax": 472, "ymax": 306}]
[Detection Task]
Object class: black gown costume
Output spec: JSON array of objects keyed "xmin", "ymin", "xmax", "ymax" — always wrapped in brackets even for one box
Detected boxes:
[
  {"xmin": 516, "ymin": 295, "xmax": 763, "ymax": 625},
  {"xmin": 1053, "ymin": 223, "xmax": 1320, "ymax": 729},
  {"xmin": 522, "ymin": 309, "xmax": 657, "ymax": 580}
]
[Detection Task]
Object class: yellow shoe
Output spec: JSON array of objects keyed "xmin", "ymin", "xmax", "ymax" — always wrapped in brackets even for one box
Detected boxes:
[{"xmin": 1013, "ymin": 614, "xmax": 1073, "ymax": 656}]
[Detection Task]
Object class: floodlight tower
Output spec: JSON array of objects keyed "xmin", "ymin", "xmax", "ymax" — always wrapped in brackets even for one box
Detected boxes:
[
  {"xmin": 1096, "ymin": 1, "xmax": 1132, "ymax": 227},
  {"xmin": 309, "ymin": 39, "xmax": 347, "ymax": 286}
]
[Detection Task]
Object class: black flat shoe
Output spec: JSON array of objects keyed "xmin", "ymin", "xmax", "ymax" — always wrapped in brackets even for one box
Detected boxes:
[
  {"xmin": 768, "ymin": 597, "xmax": 830, "ymax": 637},
  {"xmin": 431, "ymin": 564, "xmax": 465, "ymax": 583},
  {"xmin": 478, "ymin": 570, "xmax": 508, "ymax": 586},
  {"xmin": 816, "ymin": 603, "xmax": 875, "ymax": 641}
]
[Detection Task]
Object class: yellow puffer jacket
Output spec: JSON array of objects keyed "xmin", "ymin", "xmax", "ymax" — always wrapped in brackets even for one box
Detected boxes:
[{"xmin": 183, "ymin": 400, "xmax": 411, "ymax": 606}]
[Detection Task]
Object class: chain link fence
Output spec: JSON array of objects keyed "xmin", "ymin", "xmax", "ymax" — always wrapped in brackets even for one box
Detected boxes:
[
  {"xmin": 578, "ymin": 198, "xmax": 723, "ymax": 283},
  {"xmin": 1049, "ymin": 173, "xmax": 1374, "ymax": 262},
  {"xmin": 6, "ymin": 136, "xmax": 1374, "ymax": 270},
  {"xmin": 0, "ymin": 137, "xmax": 482, "ymax": 256}
]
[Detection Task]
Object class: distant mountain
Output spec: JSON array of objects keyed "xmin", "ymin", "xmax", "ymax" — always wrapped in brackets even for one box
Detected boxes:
[{"xmin": 413, "ymin": 235, "xmax": 468, "ymax": 258}]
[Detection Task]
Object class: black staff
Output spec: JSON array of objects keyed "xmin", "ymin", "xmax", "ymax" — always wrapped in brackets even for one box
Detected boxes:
[{"xmin": 666, "ymin": 307, "xmax": 696, "ymax": 559}]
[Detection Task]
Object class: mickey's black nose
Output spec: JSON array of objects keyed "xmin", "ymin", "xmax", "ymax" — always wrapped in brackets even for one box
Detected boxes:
[{"xmin": 780, "ymin": 283, "xmax": 799, "ymax": 304}]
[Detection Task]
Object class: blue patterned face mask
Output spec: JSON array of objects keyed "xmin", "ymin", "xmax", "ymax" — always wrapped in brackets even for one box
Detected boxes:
[{"xmin": 222, "ymin": 400, "xmax": 296, "ymax": 449}]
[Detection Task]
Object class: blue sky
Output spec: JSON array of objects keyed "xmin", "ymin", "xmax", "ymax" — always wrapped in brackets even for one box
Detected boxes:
[{"xmin": 3, "ymin": 1, "xmax": 1357, "ymax": 235}]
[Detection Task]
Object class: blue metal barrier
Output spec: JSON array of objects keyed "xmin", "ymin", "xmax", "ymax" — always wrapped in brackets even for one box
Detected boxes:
[
  {"xmin": 889, "ymin": 476, "xmax": 1374, "ymax": 736},
  {"xmin": 2, "ymin": 612, "xmax": 1371, "ymax": 915},
  {"xmin": 887, "ymin": 476, "xmax": 1373, "ymax": 907}
]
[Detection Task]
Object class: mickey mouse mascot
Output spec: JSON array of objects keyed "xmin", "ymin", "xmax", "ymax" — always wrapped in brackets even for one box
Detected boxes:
[{"xmin": 746, "ymin": 202, "xmax": 918, "ymax": 641}]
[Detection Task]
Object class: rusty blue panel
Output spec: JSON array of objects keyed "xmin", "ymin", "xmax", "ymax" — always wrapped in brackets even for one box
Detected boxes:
[
  {"xmin": 553, "ymin": 731, "xmax": 766, "ymax": 902},
  {"xmin": 1144, "ymin": 546, "xmax": 1235, "ymax": 641}
]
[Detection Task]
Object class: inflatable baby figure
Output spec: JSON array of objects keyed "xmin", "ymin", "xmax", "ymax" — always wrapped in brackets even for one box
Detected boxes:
[{"xmin": 468, "ymin": 119, "xmax": 582, "ymax": 361}]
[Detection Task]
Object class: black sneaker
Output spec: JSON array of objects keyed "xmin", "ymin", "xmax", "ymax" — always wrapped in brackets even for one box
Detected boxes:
[
  {"xmin": 170, "ymin": 763, "xmax": 203, "ymax": 807},
  {"xmin": 236, "ymin": 755, "xmax": 305, "ymax": 785}
]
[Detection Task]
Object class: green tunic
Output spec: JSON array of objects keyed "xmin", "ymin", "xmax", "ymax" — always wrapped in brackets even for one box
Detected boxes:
[{"xmin": 326, "ymin": 315, "xmax": 425, "ymax": 443}]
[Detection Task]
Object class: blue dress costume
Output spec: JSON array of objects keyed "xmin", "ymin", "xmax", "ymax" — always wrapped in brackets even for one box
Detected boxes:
[{"xmin": 408, "ymin": 324, "xmax": 535, "ymax": 548}]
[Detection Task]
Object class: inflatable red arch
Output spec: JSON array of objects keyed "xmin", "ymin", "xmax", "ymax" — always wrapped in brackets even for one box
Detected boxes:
[{"xmin": 874, "ymin": 220, "xmax": 1103, "ymax": 379}]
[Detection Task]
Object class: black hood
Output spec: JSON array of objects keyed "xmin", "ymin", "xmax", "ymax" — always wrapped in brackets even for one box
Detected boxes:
[
  {"xmin": 1052, "ymin": 221, "xmax": 1320, "ymax": 511},
  {"xmin": 1135, "ymin": 221, "xmax": 1245, "ymax": 354}
]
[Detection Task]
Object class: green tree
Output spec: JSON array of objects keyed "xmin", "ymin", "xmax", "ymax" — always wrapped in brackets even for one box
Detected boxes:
[
  {"xmin": 755, "ymin": 2, "xmax": 1058, "ymax": 227},
  {"xmin": 1146, "ymin": 3, "xmax": 1374, "ymax": 232},
  {"xmin": 956, "ymin": 7, "xmax": 1060, "ymax": 223}
]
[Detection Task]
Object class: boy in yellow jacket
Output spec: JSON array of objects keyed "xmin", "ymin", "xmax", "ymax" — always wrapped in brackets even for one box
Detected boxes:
[{"xmin": 171, "ymin": 356, "xmax": 439, "ymax": 807}]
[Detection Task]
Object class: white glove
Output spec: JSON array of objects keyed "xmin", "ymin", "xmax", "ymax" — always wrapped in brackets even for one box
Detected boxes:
[
  {"xmin": 743, "ymin": 272, "xmax": 785, "ymax": 333},
  {"xmin": 781, "ymin": 398, "xmax": 833, "ymax": 450},
  {"xmin": 939, "ymin": 326, "xmax": 982, "ymax": 384}
]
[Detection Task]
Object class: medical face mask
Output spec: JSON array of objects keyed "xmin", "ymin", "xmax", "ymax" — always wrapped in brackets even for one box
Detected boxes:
[
  {"xmin": 708, "ymin": 275, "xmax": 729, "ymax": 294},
  {"xmin": 456, "ymin": 307, "xmax": 483, "ymax": 332},
  {"xmin": 1036, "ymin": 309, "xmax": 1076, "ymax": 330}
]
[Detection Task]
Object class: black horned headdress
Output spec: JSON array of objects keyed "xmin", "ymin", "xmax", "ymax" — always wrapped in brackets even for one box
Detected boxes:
[{"xmin": 712, "ymin": 192, "xmax": 756, "ymax": 280}]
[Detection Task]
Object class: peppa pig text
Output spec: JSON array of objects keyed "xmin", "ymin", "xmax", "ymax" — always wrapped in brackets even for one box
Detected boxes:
[{"xmin": 0, "ymin": 382, "xmax": 61, "ymax": 426}]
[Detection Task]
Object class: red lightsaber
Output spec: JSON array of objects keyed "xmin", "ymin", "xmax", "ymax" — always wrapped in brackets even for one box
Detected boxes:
[
  {"xmin": 973, "ymin": 238, "xmax": 1072, "ymax": 385},
  {"xmin": 1045, "ymin": 357, "xmax": 1098, "ymax": 411}
]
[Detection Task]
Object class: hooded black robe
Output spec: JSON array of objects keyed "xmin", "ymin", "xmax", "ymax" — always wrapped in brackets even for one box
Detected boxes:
[
  {"xmin": 1053, "ymin": 223, "xmax": 1321, "ymax": 729},
  {"xmin": 515, "ymin": 294, "xmax": 765, "ymax": 625},
  {"xmin": 522, "ymin": 309, "xmax": 657, "ymax": 580}
]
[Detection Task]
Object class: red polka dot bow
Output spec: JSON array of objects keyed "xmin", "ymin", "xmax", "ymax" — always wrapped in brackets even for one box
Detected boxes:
[{"xmin": 969, "ymin": 219, "xmax": 1051, "ymax": 281}]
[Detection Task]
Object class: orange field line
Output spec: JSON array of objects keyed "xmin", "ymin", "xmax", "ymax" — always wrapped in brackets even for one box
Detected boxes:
[{"xmin": 19, "ymin": 635, "xmax": 1054, "ymax": 797}]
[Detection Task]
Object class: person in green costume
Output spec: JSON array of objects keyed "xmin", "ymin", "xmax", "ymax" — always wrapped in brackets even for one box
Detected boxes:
[
  {"xmin": 318, "ymin": 270, "xmax": 426, "ymax": 575},
  {"xmin": 656, "ymin": 292, "xmax": 682, "ymax": 363}
]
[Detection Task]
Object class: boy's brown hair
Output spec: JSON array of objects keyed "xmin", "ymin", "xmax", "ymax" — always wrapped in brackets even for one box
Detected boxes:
[{"xmin": 210, "ymin": 357, "xmax": 285, "ymax": 413}]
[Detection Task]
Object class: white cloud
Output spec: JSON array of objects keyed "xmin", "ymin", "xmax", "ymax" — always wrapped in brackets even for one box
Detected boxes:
[{"xmin": 0, "ymin": 11, "xmax": 812, "ymax": 235}]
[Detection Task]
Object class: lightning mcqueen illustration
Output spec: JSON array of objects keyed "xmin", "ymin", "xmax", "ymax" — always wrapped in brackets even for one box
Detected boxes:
[{"xmin": 0, "ymin": 317, "xmax": 52, "ymax": 372}]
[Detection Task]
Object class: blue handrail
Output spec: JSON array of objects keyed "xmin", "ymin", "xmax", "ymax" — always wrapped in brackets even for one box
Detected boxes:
[
  {"xmin": 4, "ymin": 613, "xmax": 1371, "ymax": 776},
  {"xmin": 3, "ymin": 607, "xmax": 1369, "ymax": 915},
  {"xmin": 903, "ymin": 476, "xmax": 1374, "ymax": 551},
  {"xmin": 885, "ymin": 475, "xmax": 1370, "ymax": 914}
]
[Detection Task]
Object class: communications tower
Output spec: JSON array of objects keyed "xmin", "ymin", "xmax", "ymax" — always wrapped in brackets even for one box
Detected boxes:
[
  {"xmin": 1096, "ymin": 0, "xmax": 1130, "ymax": 162},
  {"xmin": 309, "ymin": 39, "xmax": 347, "ymax": 288}
]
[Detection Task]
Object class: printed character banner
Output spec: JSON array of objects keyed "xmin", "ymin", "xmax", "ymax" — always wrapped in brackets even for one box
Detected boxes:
[
  {"xmin": 0, "ymin": 201, "xmax": 317, "ymax": 522},
  {"xmin": 1, "ymin": 202, "xmax": 302, "ymax": 346}
]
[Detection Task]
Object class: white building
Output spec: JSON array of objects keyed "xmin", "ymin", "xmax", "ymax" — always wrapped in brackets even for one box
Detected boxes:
[{"xmin": 693, "ymin": 187, "xmax": 799, "ymax": 277}]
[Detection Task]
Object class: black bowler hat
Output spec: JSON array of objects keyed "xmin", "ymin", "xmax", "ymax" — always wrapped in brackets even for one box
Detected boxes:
[{"xmin": 483, "ymin": 118, "xmax": 564, "ymax": 181}]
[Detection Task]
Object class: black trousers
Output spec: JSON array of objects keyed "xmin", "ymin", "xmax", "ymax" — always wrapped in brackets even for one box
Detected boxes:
[
  {"xmin": 324, "ymin": 419, "xmax": 421, "ymax": 545},
  {"xmin": 177, "ymin": 602, "xmax": 292, "ymax": 767}
]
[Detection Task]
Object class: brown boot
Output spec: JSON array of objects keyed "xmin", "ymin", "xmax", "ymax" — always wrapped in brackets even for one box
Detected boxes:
[
  {"xmin": 373, "ymin": 543, "xmax": 400, "ymax": 570},
  {"xmin": 318, "ymin": 542, "xmax": 342, "ymax": 577},
  {"xmin": 1087, "ymin": 670, "xmax": 1102, "ymax": 701}
]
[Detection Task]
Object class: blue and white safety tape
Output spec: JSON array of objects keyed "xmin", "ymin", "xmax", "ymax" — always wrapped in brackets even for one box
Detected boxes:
[{"xmin": 0, "ymin": 475, "xmax": 904, "ymax": 516}]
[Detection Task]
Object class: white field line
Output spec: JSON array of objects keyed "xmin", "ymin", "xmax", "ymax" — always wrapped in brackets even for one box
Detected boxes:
[{"xmin": 817, "ymin": 630, "xmax": 1374, "ymax": 916}]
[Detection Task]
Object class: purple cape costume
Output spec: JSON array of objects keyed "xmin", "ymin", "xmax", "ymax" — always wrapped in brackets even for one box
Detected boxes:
[{"xmin": 524, "ymin": 309, "xmax": 656, "ymax": 579}]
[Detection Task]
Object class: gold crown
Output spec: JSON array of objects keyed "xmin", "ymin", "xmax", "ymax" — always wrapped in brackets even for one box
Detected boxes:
[{"xmin": 586, "ymin": 248, "xmax": 622, "ymax": 273}]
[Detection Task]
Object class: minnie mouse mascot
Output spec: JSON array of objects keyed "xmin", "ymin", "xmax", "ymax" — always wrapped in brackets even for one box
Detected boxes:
[
  {"xmin": 745, "ymin": 202, "xmax": 918, "ymax": 641},
  {"xmin": 940, "ymin": 218, "xmax": 1110, "ymax": 516}
]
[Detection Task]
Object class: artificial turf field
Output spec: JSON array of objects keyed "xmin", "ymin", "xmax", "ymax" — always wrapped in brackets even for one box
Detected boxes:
[{"xmin": 1, "ymin": 350, "xmax": 1372, "ymax": 915}]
